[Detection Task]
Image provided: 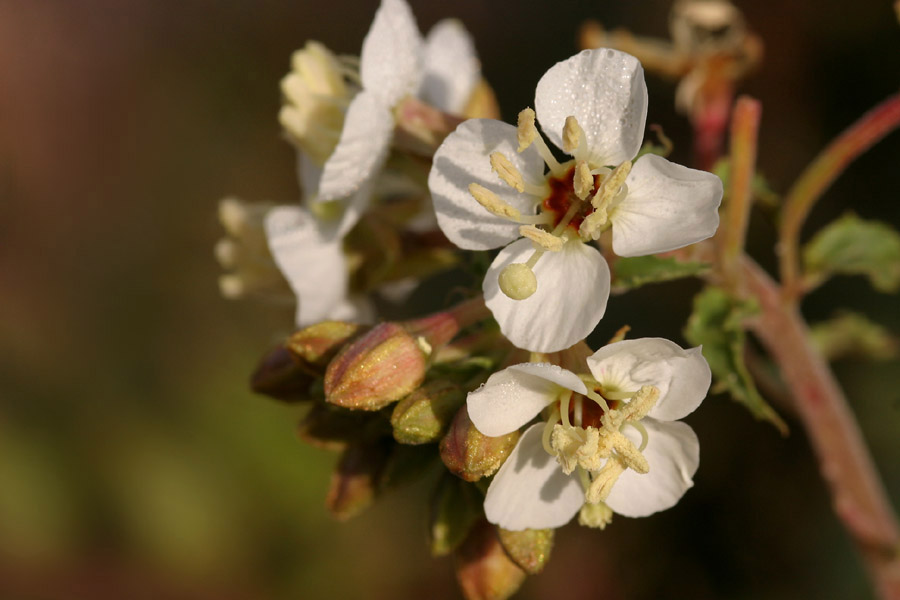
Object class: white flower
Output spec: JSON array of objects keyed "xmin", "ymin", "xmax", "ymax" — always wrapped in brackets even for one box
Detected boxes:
[
  {"xmin": 300, "ymin": 0, "xmax": 480, "ymax": 233},
  {"xmin": 264, "ymin": 205, "xmax": 371, "ymax": 326},
  {"xmin": 428, "ymin": 48, "xmax": 723, "ymax": 352},
  {"xmin": 466, "ymin": 338, "xmax": 711, "ymax": 531}
]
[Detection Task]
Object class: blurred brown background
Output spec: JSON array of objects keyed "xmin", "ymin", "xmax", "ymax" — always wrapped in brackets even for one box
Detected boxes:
[{"xmin": 1, "ymin": 1, "xmax": 899, "ymax": 598}]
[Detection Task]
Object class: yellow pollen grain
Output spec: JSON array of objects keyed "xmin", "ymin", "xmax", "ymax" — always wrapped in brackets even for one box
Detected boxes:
[
  {"xmin": 519, "ymin": 225, "xmax": 563, "ymax": 252},
  {"xmin": 517, "ymin": 108, "xmax": 538, "ymax": 152},
  {"xmin": 490, "ymin": 152, "xmax": 525, "ymax": 193},
  {"xmin": 468, "ymin": 183, "xmax": 521, "ymax": 221}
]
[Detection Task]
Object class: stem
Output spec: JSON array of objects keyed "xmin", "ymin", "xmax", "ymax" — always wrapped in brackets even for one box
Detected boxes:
[
  {"xmin": 742, "ymin": 256, "xmax": 900, "ymax": 597},
  {"xmin": 720, "ymin": 96, "xmax": 761, "ymax": 286},
  {"xmin": 404, "ymin": 296, "xmax": 490, "ymax": 349},
  {"xmin": 778, "ymin": 92, "xmax": 900, "ymax": 302}
]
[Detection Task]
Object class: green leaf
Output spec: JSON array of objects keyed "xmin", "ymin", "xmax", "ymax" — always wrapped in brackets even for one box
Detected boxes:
[
  {"xmin": 810, "ymin": 312, "xmax": 898, "ymax": 362},
  {"xmin": 684, "ymin": 286, "xmax": 788, "ymax": 434},
  {"xmin": 712, "ymin": 159, "xmax": 780, "ymax": 209},
  {"xmin": 428, "ymin": 473, "xmax": 482, "ymax": 557},
  {"xmin": 802, "ymin": 213, "xmax": 900, "ymax": 292},
  {"xmin": 613, "ymin": 255, "xmax": 710, "ymax": 290}
]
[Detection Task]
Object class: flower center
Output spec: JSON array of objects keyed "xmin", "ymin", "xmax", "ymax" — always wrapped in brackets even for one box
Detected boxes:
[
  {"xmin": 540, "ymin": 380, "xmax": 661, "ymax": 518},
  {"xmin": 467, "ymin": 108, "xmax": 633, "ymax": 301}
]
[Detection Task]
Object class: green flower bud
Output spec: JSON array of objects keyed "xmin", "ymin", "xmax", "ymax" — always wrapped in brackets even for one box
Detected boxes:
[
  {"xmin": 325, "ymin": 439, "xmax": 391, "ymax": 521},
  {"xmin": 250, "ymin": 344, "xmax": 314, "ymax": 402},
  {"xmin": 454, "ymin": 520, "xmax": 526, "ymax": 600},
  {"xmin": 429, "ymin": 473, "xmax": 482, "ymax": 557},
  {"xmin": 440, "ymin": 407, "xmax": 520, "ymax": 482},
  {"xmin": 497, "ymin": 528, "xmax": 554, "ymax": 575},
  {"xmin": 391, "ymin": 380, "xmax": 466, "ymax": 445},
  {"xmin": 287, "ymin": 320, "xmax": 364, "ymax": 372}
]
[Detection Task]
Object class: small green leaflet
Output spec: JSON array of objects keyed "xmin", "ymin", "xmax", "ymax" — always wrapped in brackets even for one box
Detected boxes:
[{"xmin": 613, "ymin": 255, "xmax": 710, "ymax": 290}]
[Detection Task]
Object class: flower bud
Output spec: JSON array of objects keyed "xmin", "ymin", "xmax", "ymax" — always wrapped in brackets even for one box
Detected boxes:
[
  {"xmin": 440, "ymin": 407, "xmax": 520, "ymax": 482},
  {"xmin": 287, "ymin": 321, "xmax": 365, "ymax": 372},
  {"xmin": 454, "ymin": 520, "xmax": 526, "ymax": 600},
  {"xmin": 497, "ymin": 528, "xmax": 554, "ymax": 575},
  {"xmin": 325, "ymin": 439, "xmax": 391, "ymax": 521},
  {"xmin": 324, "ymin": 323, "xmax": 428, "ymax": 411},
  {"xmin": 391, "ymin": 380, "xmax": 466, "ymax": 445},
  {"xmin": 297, "ymin": 403, "xmax": 388, "ymax": 451},
  {"xmin": 250, "ymin": 344, "xmax": 314, "ymax": 402},
  {"xmin": 429, "ymin": 473, "xmax": 482, "ymax": 557}
]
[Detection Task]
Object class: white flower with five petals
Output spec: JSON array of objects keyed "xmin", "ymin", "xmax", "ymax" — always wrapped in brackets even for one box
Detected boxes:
[
  {"xmin": 309, "ymin": 0, "xmax": 481, "ymax": 233},
  {"xmin": 429, "ymin": 48, "xmax": 723, "ymax": 353},
  {"xmin": 466, "ymin": 338, "xmax": 711, "ymax": 531}
]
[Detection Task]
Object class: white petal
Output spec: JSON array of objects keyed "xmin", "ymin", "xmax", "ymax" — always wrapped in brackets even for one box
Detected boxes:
[
  {"xmin": 467, "ymin": 363, "xmax": 586, "ymax": 437},
  {"xmin": 264, "ymin": 206, "xmax": 348, "ymax": 326},
  {"xmin": 586, "ymin": 338, "xmax": 711, "ymax": 421},
  {"xmin": 421, "ymin": 19, "xmax": 480, "ymax": 114},
  {"xmin": 429, "ymin": 119, "xmax": 545, "ymax": 250},
  {"xmin": 484, "ymin": 239, "xmax": 610, "ymax": 353},
  {"xmin": 611, "ymin": 154, "xmax": 723, "ymax": 257},
  {"xmin": 605, "ymin": 419, "xmax": 699, "ymax": 517},
  {"xmin": 318, "ymin": 91, "xmax": 393, "ymax": 203},
  {"xmin": 360, "ymin": 0, "xmax": 424, "ymax": 106},
  {"xmin": 534, "ymin": 48, "xmax": 647, "ymax": 166},
  {"xmin": 297, "ymin": 152, "xmax": 321, "ymax": 202},
  {"xmin": 484, "ymin": 424, "xmax": 585, "ymax": 531}
]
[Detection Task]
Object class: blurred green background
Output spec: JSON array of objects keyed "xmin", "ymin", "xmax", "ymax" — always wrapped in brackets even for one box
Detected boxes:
[{"xmin": 1, "ymin": 1, "xmax": 899, "ymax": 598}]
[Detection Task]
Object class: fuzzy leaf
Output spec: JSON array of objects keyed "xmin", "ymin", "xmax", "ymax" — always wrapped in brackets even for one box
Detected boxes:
[
  {"xmin": 803, "ymin": 213, "xmax": 900, "ymax": 293},
  {"xmin": 684, "ymin": 286, "xmax": 787, "ymax": 434},
  {"xmin": 613, "ymin": 255, "xmax": 710, "ymax": 290},
  {"xmin": 810, "ymin": 312, "xmax": 898, "ymax": 361},
  {"xmin": 429, "ymin": 473, "xmax": 482, "ymax": 557}
]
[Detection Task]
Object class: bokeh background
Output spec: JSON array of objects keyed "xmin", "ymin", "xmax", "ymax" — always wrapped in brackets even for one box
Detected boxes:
[{"xmin": 2, "ymin": 0, "xmax": 899, "ymax": 598}]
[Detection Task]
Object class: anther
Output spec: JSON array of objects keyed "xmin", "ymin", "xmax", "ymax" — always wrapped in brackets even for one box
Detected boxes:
[
  {"xmin": 563, "ymin": 116, "xmax": 587, "ymax": 157},
  {"xmin": 579, "ymin": 501, "xmax": 614, "ymax": 529},
  {"xmin": 621, "ymin": 385, "xmax": 660, "ymax": 421},
  {"xmin": 573, "ymin": 160, "xmax": 594, "ymax": 200},
  {"xmin": 490, "ymin": 152, "xmax": 525, "ymax": 193},
  {"xmin": 519, "ymin": 225, "xmax": 563, "ymax": 252},
  {"xmin": 586, "ymin": 458, "xmax": 626, "ymax": 504},
  {"xmin": 591, "ymin": 160, "xmax": 632, "ymax": 210},
  {"xmin": 578, "ymin": 210, "xmax": 608, "ymax": 241},
  {"xmin": 469, "ymin": 183, "xmax": 522, "ymax": 221},
  {"xmin": 517, "ymin": 108, "xmax": 538, "ymax": 152},
  {"xmin": 498, "ymin": 263, "xmax": 537, "ymax": 300}
]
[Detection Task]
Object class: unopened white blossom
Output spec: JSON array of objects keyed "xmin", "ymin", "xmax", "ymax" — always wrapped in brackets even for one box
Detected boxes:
[
  {"xmin": 429, "ymin": 48, "xmax": 723, "ymax": 352},
  {"xmin": 465, "ymin": 338, "xmax": 711, "ymax": 531}
]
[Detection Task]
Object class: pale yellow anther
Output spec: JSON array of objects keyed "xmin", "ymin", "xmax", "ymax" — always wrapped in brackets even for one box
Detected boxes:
[
  {"xmin": 579, "ymin": 501, "xmax": 614, "ymax": 529},
  {"xmin": 573, "ymin": 160, "xmax": 594, "ymax": 200},
  {"xmin": 607, "ymin": 430, "xmax": 650, "ymax": 473},
  {"xmin": 586, "ymin": 458, "xmax": 627, "ymax": 504},
  {"xmin": 498, "ymin": 263, "xmax": 537, "ymax": 300},
  {"xmin": 621, "ymin": 385, "xmax": 660, "ymax": 421},
  {"xmin": 578, "ymin": 210, "xmax": 608, "ymax": 241},
  {"xmin": 591, "ymin": 160, "xmax": 633, "ymax": 210},
  {"xmin": 517, "ymin": 108, "xmax": 538, "ymax": 152},
  {"xmin": 468, "ymin": 183, "xmax": 522, "ymax": 221},
  {"xmin": 551, "ymin": 425, "xmax": 602, "ymax": 475},
  {"xmin": 519, "ymin": 225, "xmax": 563, "ymax": 252},
  {"xmin": 563, "ymin": 116, "xmax": 585, "ymax": 155},
  {"xmin": 490, "ymin": 152, "xmax": 525, "ymax": 193}
]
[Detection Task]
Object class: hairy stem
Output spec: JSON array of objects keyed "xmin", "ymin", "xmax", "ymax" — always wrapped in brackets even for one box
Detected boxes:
[
  {"xmin": 778, "ymin": 92, "xmax": 900, "ymax": 302},
  {"xmin": 742, "ymin": 256, "xmax": 900, "ymax": 598}
]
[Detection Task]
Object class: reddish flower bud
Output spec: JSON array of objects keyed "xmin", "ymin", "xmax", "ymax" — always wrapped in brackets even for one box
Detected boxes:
[
  {"xmin": 440, "ymin": 406, "xmax": 520, "ymax": 482},
  {"xmin": 454, "ymin": 520, "xmax": 526, "ymax": 600},
  {"xmin": 250, "ymin": 344, "xmax": 314, "ymax": 402}
]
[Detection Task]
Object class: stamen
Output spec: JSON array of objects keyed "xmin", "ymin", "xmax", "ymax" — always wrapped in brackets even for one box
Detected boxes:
[
  {"xmin": 625, "ymin": 420, "xmax": 650, "ymax": 452},
  {"xmin": 585, "ymin": 389, "xmax": 610, "ymax": 413},
  {"xmin": 498, "ymin": 263, "xmax": 537, "ymax": 300},
  {"xmin": 542, "ymin": 407, "xmax": 561, "ymax": 455},
  {"xmin": 490, "ymin": 152, "xmax": 525, "ymax": 193},
  {"xmin": 559, "ymin": 390, "xmax": 573, "ymax": 428},
  {"xmin": 591, "ymin": 160, "xmax": 632, "ymax": 210},
  {"xmin": 607, "ymin": 432, "xmax": 649, "ymax": 473},
  {"xmin": 602, "ymin": 389, "xmax": 638, "ymax": 401},
  {"xmin": 620, "ymin": 385, "xmax": 660, "ymax": 421},
  {"xmin": 573, "ymin": 161, "xmax": 594, "ymax": 200},
  {"xmin": 578, "ymin": 210, "xmax": 608, "ymax": 242},
  {"xmin": 516, "ymin": 107, "xmax": 565, "ymax": 177},
  {"xmin": 519, "ymin": 225, "xmax": 563, "ymax": 252},
  {"xmin": 574, "ymin": 396, "xmax": 584, "ymax": 428},
  {"xmin": 586, "ymin": 458, "xmax": 626, "ymax": 504},
  {"xmin": 468, "ymin": 184, "xmax": 522, "ymax": 221},
  {"xmin": 562, "ymin": 116, "xmax": 589, "ymax": 161},
  {"xmin": 550, "ymin": 201, "xmax": 583, "ymax": 237}
]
